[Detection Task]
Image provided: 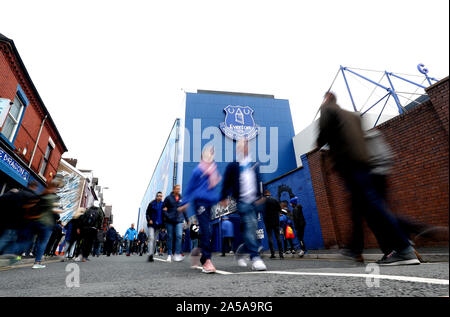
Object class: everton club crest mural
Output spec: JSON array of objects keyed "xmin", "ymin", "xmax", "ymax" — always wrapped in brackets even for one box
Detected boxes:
[{"xmin": 219, "ymin": 105, "xmax": 259, "ymax": 140}]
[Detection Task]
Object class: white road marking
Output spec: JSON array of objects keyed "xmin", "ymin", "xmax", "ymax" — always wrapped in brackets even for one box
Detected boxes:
[
  {"xmin": 234, "ymin": 271, "xmax": 450, "ymax": 285},
  {"xmin": 151, "ymin": 257, "xmax": 449, "ymax": 284}
]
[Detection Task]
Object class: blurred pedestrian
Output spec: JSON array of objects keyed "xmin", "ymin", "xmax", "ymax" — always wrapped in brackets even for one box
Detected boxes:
[
  {"xmin": 220, "ymin": 139, "xmax": 267, "ymax": 271},
  {"xmin": 179, "ymin": 146, "xmax": 221, "ymax": 273},
  {"xmin": 316, "ymin": 92, "xmax": 419, "ymax": 265},
  {"xmin": 163, "ymin": 185, "xmax": 188, "ymax": 262},
  {"xmin": 158, "ymin": 228, "xmax": 167, "ymax": 255},
  {"xmin": 280, "ymin": 202, "xmax": 296, "ymax": 255},
  {"xmin": 21, "ymin": 179, "xmax": 64, "ymax": 269},
  {"xmin": 145, "ymin": 191, "xmax": 164, "ymax": 262},
  {"xmin": 262, "ymin": 190, "xmax": 284, "ymax": 259},
  {"xmin": 221, "ymin": 217, "xmax": 234, "ymax": 257},
  {"xmin": 93, "ymin": 228, "xmax": 105, "ymax": 257},
  {"xmin": 105, "ymin": 224, "xmax": 117, "ymax": 256},
  {"xmin": 77, "ymin": 201, "xmax": 103, "ymax": 262},
  {"xmin": 137, "ymin": 228, "xmax": 147, "ymax": 256},
  {"xmin": 291, "ymin": 197, "xmax": 306, "ymax": 257}
]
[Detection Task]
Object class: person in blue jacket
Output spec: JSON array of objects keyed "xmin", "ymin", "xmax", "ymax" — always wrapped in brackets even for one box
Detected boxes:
[
  {"xmin": 163, "ymin": 185, "xmax": 189, "ymax": 262},
  {"xmin": 179, "ymin": 145, "xmax": 222, "ymax": 273},
  {"xmin": 221, "ymin": 216, "xmax": 234, "ymax": 256},
  {"xmin": 123, "ymin": 224, "xmax": 137, "ymax": 256}
]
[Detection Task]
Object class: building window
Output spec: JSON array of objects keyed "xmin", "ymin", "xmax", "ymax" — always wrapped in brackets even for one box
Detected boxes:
[
  {"xmin": 1, "ymin": 95, "xmax": 25, "ymax": 142},
  {"xmin": 39, "ymin": 143, "xmax": 53, "ymax": 176}
]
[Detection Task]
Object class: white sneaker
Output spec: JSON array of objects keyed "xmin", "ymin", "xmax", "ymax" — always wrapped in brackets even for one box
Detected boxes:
[
  {"xmin": 166, "ymin": 255, "xmax": 172, "ymax": 262},
  {"xmin": 32, "ymin": 264, "xmax": 46, "ymax": 269},
  {"xmin": 173, "ymin": 254, "xmax": 185, "ymax": 262},
  {"xmin": 298, "ymin": 250, "xmax": 305, "ymax": 257},
  {"xmin": 237, "ymin": 257, "xmax": 248, "ymax": 267},
  {"xmin": 74, "ymin": 256, "xmax": 82, "ymax": 262},
  {"xmin": 251, "ymin": 257, "xmax": 267, "ymax": 271}
]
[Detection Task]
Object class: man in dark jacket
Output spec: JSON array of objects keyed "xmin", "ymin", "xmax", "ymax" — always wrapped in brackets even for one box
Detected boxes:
[
  {"xmin": 105, "ymin": 225, "xmax": 117, "ymax": 256},
  {"xmin": 78, "ymin": 201, "xmax": 104, "ymax": 262},
  {"xmin": 145, "ymin": 191, "xmax": 164, "ymax": 262},
  {"xmin": 317, "ymin": 92, "xmax": 418, "ymax": 266},
  {"xmin": 290, "ymin": 197, "xmax": 306, "ymax": 257},
  {"xmin": 163, "ymin": 185, "xmax": 188, "ymax": 262},
  {"xmin": 137, "ymin": 229, "xmax": 147, "ymax": 256},
  {"xmin": 262, "ymin": 190, "xmax": 284, "ymax": 259},
  {"xmin": 219, "ymin": 139, "xmax": 266, "ymax": 271}
]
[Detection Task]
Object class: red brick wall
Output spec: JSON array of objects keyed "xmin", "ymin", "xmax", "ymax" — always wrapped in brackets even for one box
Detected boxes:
[
  {"xmin": 0, "ymin": 40, "xmax": 65, "ymax": 184},
  {"xmin": 309, "ymin": 77, "xmax": 449, "ymax": 249}
]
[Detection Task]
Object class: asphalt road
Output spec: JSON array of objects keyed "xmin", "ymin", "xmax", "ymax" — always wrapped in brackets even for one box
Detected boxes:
[{"xmin": 0, "ymin": 253, "xmax": 448, "ymax": 297}]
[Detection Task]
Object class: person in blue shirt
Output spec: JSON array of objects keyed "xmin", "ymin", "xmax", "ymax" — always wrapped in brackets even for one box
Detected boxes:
[
  {"xmin": 221, "ymin": 216, "xmax": 234, "ymax": 257},
  {"xmin": 280, "ymin": 201, "xmax": 295, "ymax": 255},
  {"xmin": 145, "ymin": 191, "xmax": 164, "ymax": 262},
  {"xmin": 123, "ymin": 224, "xmax": 137, "ymax": 256},
  {"xmin": 179, "ymin": 145, "xmax": 222, "ymax": 273}
]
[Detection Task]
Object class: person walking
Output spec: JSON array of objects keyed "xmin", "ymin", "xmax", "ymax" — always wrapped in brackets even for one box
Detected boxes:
[
  {"xmin": 316, "ymin": 92, "xmax": 419, "ymax": 265},
  {"xmin": 123, "ymin": 224, "xmax": 138, "ymax": 256},
  {"xmin": 137, "ymin": 229, "xmax": 147, "ymax": 256},
  {"xmin": 163, "ymin": 185, "xmax": 188, "ymax": 262},
  {"xmin": 179, "ymin": 146, "xmax": 222, "ymax": 273},
  {"xmin": 44, "ymin": 220, "xmax": 63, "ymax": 256},
  {"xmin": 220, "ymin": 217, "xmax": 234, "ymax": 257},
  {"xmin": 21, "ymin": 179, "xmax": 63, "ymax": 269},
  {"xmin": 262, "ymin": 190, "xmax": 284, "ymax": 259},
  {"xmin": 145, "ymin": 191, "xmax": 164, "ymax": 262},
  {"xmin": 279, "ymin": 203, "xmax": 296, "ymax": 255},
  {"xmin": 105, "ymin": 225, "xmax": 117, "ymax": 256},
  {"xmin": 93, "ymin": 228, "xmax": 105, "ymax": 257},
  {"xmin": 290, "ymin": 197, "xmax": 306, "ymax": 257},
  {"xmin": 157, "ymin": 228, "xmax": 167, "ymax": 255},
  {"xmin": 78, "ymin": 201, "xmax": 103, "ymax": 262},
  {"xmin": 219, "ymin": 139, "xmax": 267, "ymax": 271}
]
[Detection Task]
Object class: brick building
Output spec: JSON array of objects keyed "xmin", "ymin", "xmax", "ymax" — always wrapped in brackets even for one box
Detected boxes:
[
  {"xmin": 264, "ymin": 77, "xmax": 448, "ymax": 250},
  {"xmin": 308, "ymin": 77, "xmax": 449, "ymax": 249},
  {"xmin": 0, "ymin": 33, "xmax": 67, "ymax": 193}
]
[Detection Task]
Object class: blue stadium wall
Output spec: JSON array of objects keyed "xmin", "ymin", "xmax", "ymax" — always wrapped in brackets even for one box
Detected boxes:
[
  {"xmin": 263, "ymin": 154, "xmax": 324, "ymax": 250},
  {"xmin": 181, "ymin": 91, "xmax": 297, "ymax": 190}
]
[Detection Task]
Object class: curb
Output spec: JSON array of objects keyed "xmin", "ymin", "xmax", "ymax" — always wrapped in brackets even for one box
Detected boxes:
[{"xmin": 300, "ymin": 253, "xmax": 449, "ymax": 263}]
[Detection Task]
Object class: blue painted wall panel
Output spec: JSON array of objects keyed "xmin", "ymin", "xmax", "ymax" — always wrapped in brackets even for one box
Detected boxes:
[{"xmin": 264, "ymin": 155, "xmax": 324, "ymax": 250}]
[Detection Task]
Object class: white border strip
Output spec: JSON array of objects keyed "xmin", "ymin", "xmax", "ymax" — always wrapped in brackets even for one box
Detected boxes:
[{"xmin": 234, "ymin": 271, "xmax": 449, "ymax": 285}]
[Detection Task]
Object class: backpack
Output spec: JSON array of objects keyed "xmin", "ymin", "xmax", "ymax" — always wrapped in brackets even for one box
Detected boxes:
[
  {"xmin": 285, "ymin": 225, "xmax": 295, "ymax": 239},
  {"xmin": 81, "ymin": 207, "xmax": 98, "ymax": 227}
]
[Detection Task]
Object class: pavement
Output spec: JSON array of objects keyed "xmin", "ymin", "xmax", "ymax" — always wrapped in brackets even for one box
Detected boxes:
[{"xmin": 0, "ymin": 249, "xmax": 448, "ymax": 297}]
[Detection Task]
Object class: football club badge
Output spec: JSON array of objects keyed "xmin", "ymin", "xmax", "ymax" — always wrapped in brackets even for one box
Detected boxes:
[{"xmin": 219, "ymin": 105, "xmax": 259, "ymax": 140}]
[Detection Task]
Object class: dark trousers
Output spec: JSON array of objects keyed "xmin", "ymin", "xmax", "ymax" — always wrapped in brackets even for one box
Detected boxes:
[
  {"xmin": 295, "ymin": 225, "xmax": 306, "ymax": 251},
  {"xmin": 105, "ymin": 240, "xmax": 114, "ymax": 256},
  {"xmin": 81, "ymin": 227, "xmax": 97, "ymax": 259},
  {"xmin": 340, "ymin": 167, "xmax": 410, "ymax": 255},
  {"xmin": 284, "ymin": 238, "xmax": 295, "ymax": 252},
  {"xmin": 196, "ymin": 205, "xmax": 213, "ymax": 265},
  {"xmin": 222, "ymin": 237, "xmax": 234, "ymax": 255},
  {"xmin": 265, "ymin": 224, "xmax": 283, "ymax": 255}
]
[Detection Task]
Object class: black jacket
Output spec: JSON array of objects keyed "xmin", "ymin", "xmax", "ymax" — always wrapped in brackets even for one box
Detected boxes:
[
  {"xmin": 163, "ymin": 193, "xmax": 188, "ymax": 224},
  {"xmin": 293, "ymin": 204, "xmax": 306, "ymax": 228},
  {"xmin": 137, "ymin": 232, "xmax": 147, "ymax": 243},
  {"xmin": 220, "ymin": 161, "xmax": 262, "ymax": 202},
  {"xmin": 263, "ymin": 197, "xmax": 281, "ymax": 227},
  {"xmin": 106, "ymin": 227, "xmax": 117, "ymax": 241}
]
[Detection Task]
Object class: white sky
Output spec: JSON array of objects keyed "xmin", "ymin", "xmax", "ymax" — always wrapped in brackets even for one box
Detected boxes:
[{"xmin": 1, "ymin": 0, "xmax": 448, "ymax": 234}]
